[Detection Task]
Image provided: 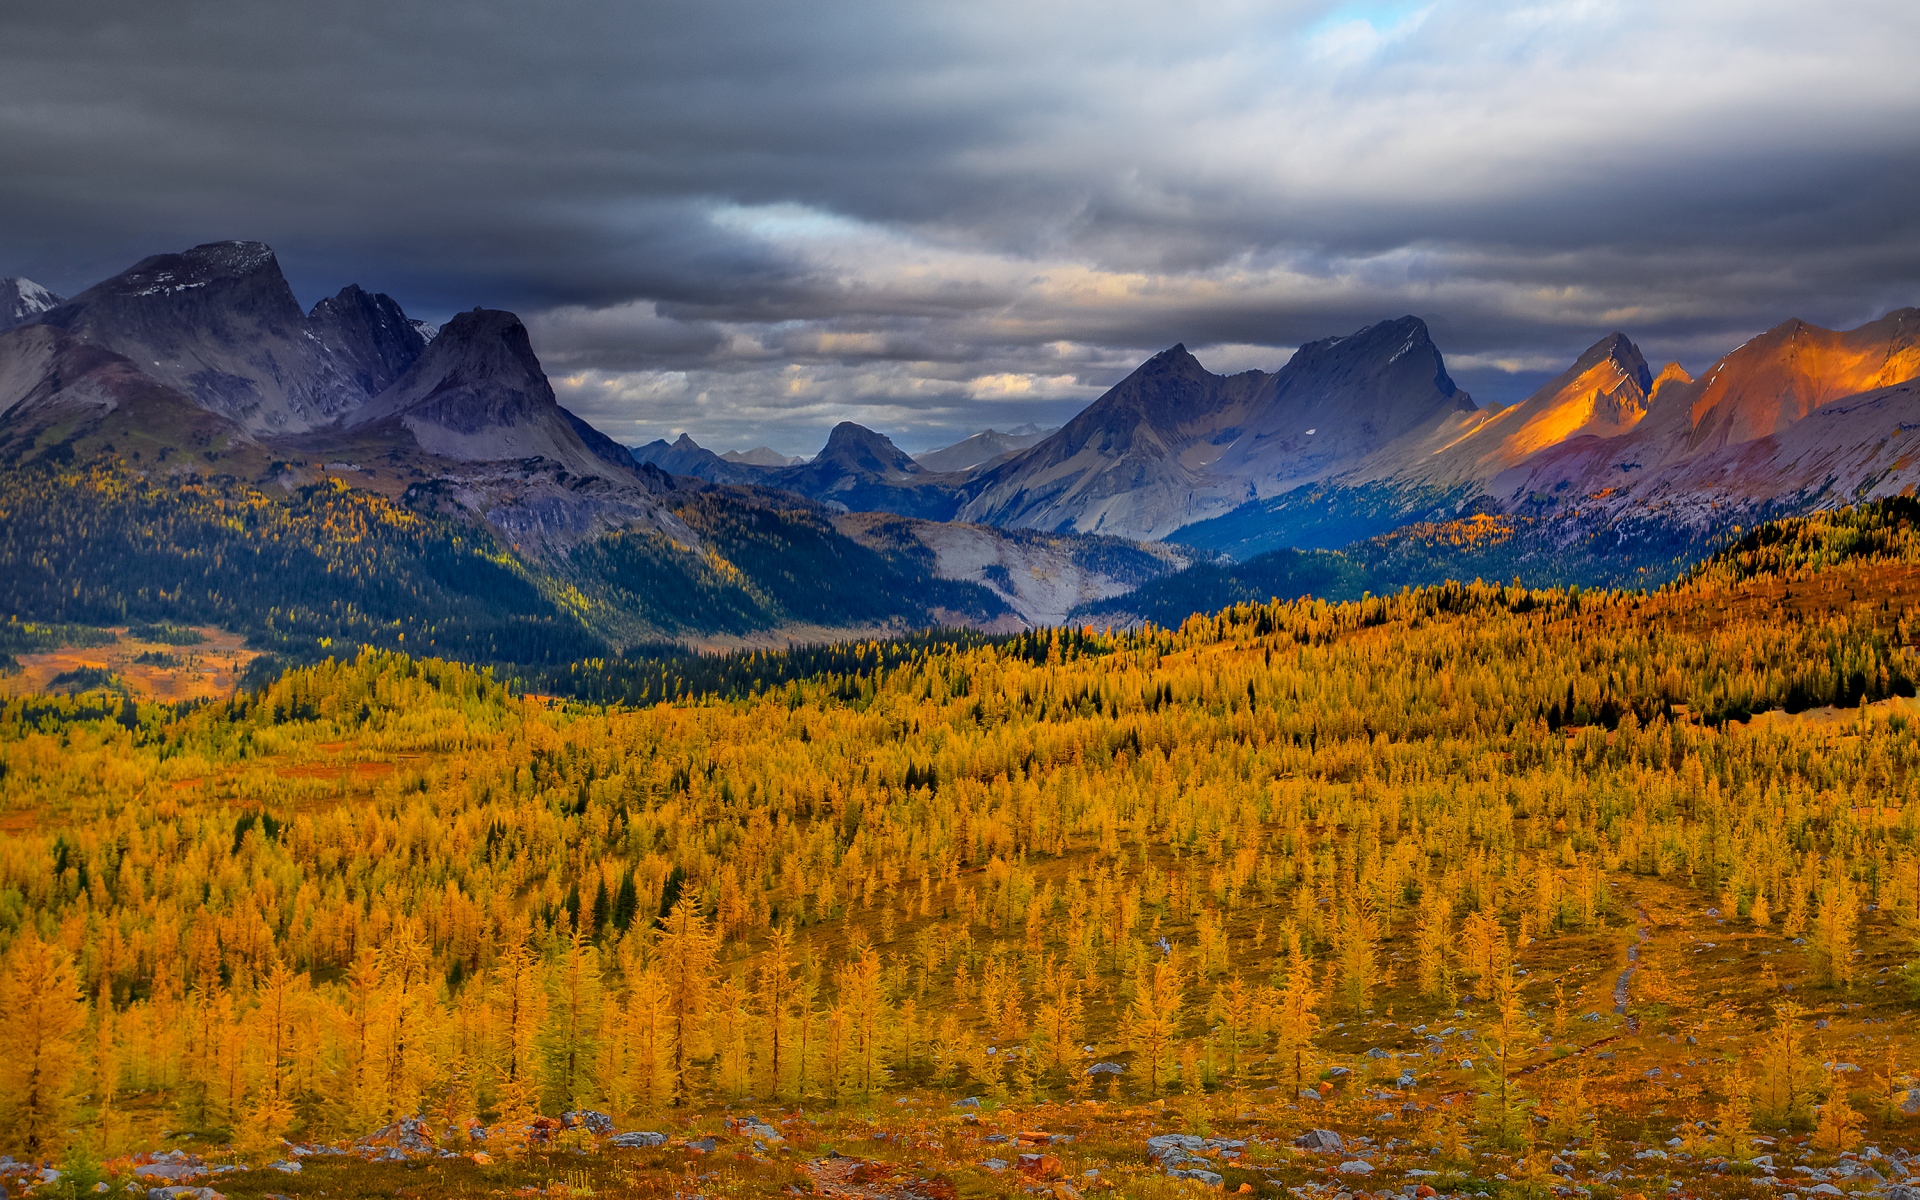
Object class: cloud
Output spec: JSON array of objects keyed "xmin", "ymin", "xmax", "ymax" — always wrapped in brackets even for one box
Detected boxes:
[{"xmin": 1, "ymin": 0, "xmax": 1916, "ymax": 452}]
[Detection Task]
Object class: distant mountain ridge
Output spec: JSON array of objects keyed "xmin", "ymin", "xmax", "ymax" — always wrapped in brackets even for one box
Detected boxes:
[
  {"xmin": 0, "ymin": 239, "xmax": 1190, "ymax": 651},
  {"xmin": 9, "ymin": 235, "xmax": 1920, "ymax": 653},
  {"xmin": 913, "ymin": 424, "xmax": 1056, "ymax": 473},
  {"xmin": 954, "ymin": 316, "xmax": 1474, "ymax": 539}
]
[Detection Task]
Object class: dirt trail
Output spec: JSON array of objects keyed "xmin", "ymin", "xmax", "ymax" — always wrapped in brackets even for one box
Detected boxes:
[{"xmin": 1614, "ymin": 906, "xmax": 1651, "ymax": 1014}]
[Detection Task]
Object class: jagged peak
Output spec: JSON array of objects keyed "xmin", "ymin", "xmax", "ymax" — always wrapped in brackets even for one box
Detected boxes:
[
  {"xmin": 1563, "ymin": 332, "xmax": 1653, "ymax": 394},
  {"xmin": 1137, "ymin": 343, "xmax": 1208, "ymax": 373}
]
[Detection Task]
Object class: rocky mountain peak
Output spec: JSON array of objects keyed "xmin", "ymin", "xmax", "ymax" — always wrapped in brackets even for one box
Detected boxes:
[
  {"xmin": 1568, "ymin": 331, "xmax": 1654, "ymax": 394},
  {"xmin": 0, "ymin": 277, "xmax": 63, "ymax": 332},
  {"xmin": 348, "ymin": 306, "xmax": 638, "ymax": 480},
  {"xmin": 35, "ymin": 239, "xmax": 378, "ymax": 431},
  {"xmin": 1686, "ymin": 308, "xmax": 1920, "ymax": 450},
  {"xmin": 818, "ymin": 422, "xmax": 922, "ymax": 478},
  {"xmin": 367, "ymin": 308, "xmax": 552, "ymax": 436},
  {"xmin": 308, "ymin": 284, "xmax": 427, "ymax": 399},
  {"xmin": 71, "ymin": 240, "xmax": 296, "ymax": 313},
  {"xmin": 1281, "ymin": 315, "xmax": 1470, "ymax": 410}
]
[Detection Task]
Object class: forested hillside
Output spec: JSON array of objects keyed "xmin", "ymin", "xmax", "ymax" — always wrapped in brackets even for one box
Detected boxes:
[
  {"xmin": 5, "ymin": 502, "xmax": 1920, "ymax": 1183},
  {"xmin": 0, "ymin": 457, "xmax": 1011, "ymax": 670}
]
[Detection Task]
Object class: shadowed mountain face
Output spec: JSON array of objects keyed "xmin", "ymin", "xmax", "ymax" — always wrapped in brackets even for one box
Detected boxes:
[
  {"xmin": 348, "ymin": 307, "xmax": 627, "ymax": 478},
  {"xmin": 307, "ymin": 285, "xmax": 429, "ymax": 402},
  {"xmin": 763, "ymin": 422, "xmax": 965, "ymax": 519},
  {"xmin": 958, "ymin": 316, "xmax": 1474, "ymax": 539},
  {"xmin": 34, "ymin": 241, "xmax": 428, "ymax": 434}
]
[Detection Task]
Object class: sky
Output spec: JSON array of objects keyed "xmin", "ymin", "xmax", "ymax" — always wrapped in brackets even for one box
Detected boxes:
[{"xmin": 2, "ymin": 1, "xmax": 1918, "ymax": 456}]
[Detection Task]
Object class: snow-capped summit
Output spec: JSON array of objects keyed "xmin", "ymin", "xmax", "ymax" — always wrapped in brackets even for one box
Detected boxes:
[{"xmin": 0, "ymin": 277, "xmax": 63, "ymax": 332}]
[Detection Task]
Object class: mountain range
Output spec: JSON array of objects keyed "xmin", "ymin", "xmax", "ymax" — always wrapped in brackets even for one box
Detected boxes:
[
  {"xmin": 3, "ymin": 236, "xmax": 1918, "ymax": 670},
  {"xmin": 0, "ymin": 241, "xmax": 1193, "ymax": 665}
]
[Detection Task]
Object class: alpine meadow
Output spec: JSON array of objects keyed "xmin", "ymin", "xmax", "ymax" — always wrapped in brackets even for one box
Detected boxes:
[{"xmin": 9, "ymin": 498, "xmax": 1920, "ymax": 1199}]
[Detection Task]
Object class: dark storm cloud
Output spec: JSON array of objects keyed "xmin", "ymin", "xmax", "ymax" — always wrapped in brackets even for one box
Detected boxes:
[{"xmin": 3, "ymin": 0, "xmax": 1918, "ymax": 453}]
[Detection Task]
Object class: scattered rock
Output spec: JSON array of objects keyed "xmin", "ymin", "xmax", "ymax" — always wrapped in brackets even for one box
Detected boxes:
[
  {"xmin": 561, "ymin": 1111, "xmax": 614, "ymax": 1135},
  {"xmin": 729, "ymin": 1115, "xmax": 785, "ymax": 1143},
  {"xmin": 1338, "ymin": 1161, "xmax": 1376, "ymax": 1175},
  {"xmin": 608, "ymin": 1131, "xmax": 669, "ymax": 1148},
  {"xmin": 1018, "ymin": 1154, "xmax": 1065, "ymax": 1181},
  {"xmin": 1295, "ymin": 1130, "xmax": 1345, "ymax": 1153},
  {"xmin": 353, "ymin": 1116, "xmax": 441, "ymax": 1158},
  {"xmin": 1148, "ymin": 1134, "xmax": 1208, "ymax": 1161}
]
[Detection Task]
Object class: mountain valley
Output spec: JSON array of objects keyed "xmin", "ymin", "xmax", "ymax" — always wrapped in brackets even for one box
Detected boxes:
[{"xmin": 4, "ymin": 238, "xmax": 1920, "ymax": 682}]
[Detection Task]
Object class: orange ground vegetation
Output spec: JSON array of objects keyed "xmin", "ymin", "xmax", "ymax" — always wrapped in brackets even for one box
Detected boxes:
[{"xmin": 4, "ymin": 505, "xmax": 1920, "ymax": 1197}]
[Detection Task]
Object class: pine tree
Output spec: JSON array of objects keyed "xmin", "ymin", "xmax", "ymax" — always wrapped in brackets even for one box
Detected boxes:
[
  {"xmin": 1415, "ymin": 891, "xmax": 1455, "ymax": 1004},
  {"xmin": 754, "ymin": 926, "xmax": 799, "ymax": 1099},
  {"xmin": 1273, "ymin": 948, "xmax": 1323, "ymax": 1101},
  {"xmin": 0, "ymin": 928, "xmax": 88, "ymax": 1156},
  {"xmin": 546, "ymin": 926, "xmax": 602, "ymax": 1111},
  {"xmin": 1755, "ymin": 1001, "xmax": 1815, "ymax": 1125},
  {"xmin": 621, "ymin": 964, "xmax": 677, "ymax": 1113},
  {"xmin": 1478, "ymin": 958, "xmax": 1534, "ymax": 1150},
  {"xmin": 495, "ymin": 937, "xmax": 550, "ymax": 1118},
  {"xmin": 1126, "ymin": 953, "xmax": 1182, "ymax": 1095},
  {"xmin": 838, "ymin": 947, "xmax": 889, "ymax": 1099},
  {"xmin": 1813, "ymin": 1079, "xmax": 1864, "ymax": 1152},
  {"xmin": 656, "ymin": 897, "xmax": 716, "ymax": 1086},
  {"xmin": 1334, "ymin": 896, "xmax": 1380, "ymax": 1010},
  {"xmin": 1210, "ymin": 976, "xmax": 1255, "ymax": 1077},
  {"xmin": 1811, "ymin": 878, "xmax": 1858, "ymax": 987},
  {"xmin": 1715, "ymin": 1072, "xmax": 1754, "ymax": 1164}
]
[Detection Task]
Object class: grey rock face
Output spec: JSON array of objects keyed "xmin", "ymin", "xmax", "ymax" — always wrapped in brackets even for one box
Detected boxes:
[
  {"xmin": 959, "ymin": 317, "xmax": 1473, "ymax": 540},
  {"xmin": 352, "ymin": 307, "xmax": 640, "ymax": 481},
  {"xmin": 35, "ymin": 241, "xmax": 421, "ymax": 434},
  {"xmin": 307, "ymin": 285, "xmax": 428, "ymax": 400}
]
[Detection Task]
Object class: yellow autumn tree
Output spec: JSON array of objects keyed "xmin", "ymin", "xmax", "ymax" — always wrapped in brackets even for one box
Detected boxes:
[
  {"xmin": 656, "ymin": 897, "xmax": 716, "ymax": 1087},
  {"xmin": 0, "ymin": 928, "xmax": 88, "ymax": 1156},
  {"xmin": 1126, "ymin": 952, "xmax": 1183, "ymax": 1095}
]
